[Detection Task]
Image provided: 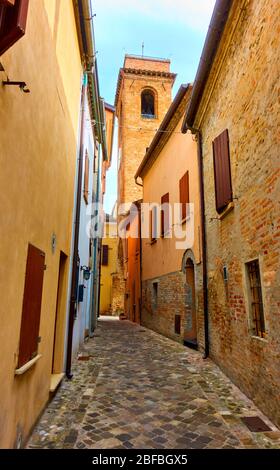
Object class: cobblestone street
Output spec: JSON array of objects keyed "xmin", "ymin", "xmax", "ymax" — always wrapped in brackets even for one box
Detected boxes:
[{"xmin": 27, "ymin": 318, "xmax": 280, "ymax": 449}]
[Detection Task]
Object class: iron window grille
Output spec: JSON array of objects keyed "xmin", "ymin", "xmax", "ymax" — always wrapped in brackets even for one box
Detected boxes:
[{"xmin": 246, "ymin": 260, "xmax": 265, "ymax": 338}]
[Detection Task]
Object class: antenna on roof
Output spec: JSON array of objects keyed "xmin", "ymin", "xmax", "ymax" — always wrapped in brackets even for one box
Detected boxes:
[{"xmin": 142, "ymin": 42, "xmax": 144, "ymax": 57}]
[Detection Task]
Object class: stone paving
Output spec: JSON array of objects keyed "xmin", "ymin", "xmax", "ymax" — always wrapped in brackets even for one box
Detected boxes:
[{"xmin": 27, "ymin": 317, "xmax": 280, "ymax": 449}]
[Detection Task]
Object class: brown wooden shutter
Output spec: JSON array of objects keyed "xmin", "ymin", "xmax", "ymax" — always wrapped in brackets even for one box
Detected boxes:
[
  {"xmin": 0, "ymin": 0, "xmax": 29, "ymax": 56},
  {"xmin": 18, "ymin": 244, "xmax": 45, "ymax": 368},
  {"xmin": 213, "ymin": 129, "xmax": 233, "ymax": 214},
  {"xmin": 83, "ymin": 151, "xmax": 89, "ymax": 204},
  {"xmin": 161, "ymin": 192, "xmax": 169, "ymax": 236},
  {"xmin": 150, "ymin": 207, "xmax": 157, "ymax": 242},
  {"xmin": 102, "ymin": 245, "xmax": 109, "ymax": 266},
  {"xmin": 179, "ymin": 171, "xmax": 189, "ymax": 220}
]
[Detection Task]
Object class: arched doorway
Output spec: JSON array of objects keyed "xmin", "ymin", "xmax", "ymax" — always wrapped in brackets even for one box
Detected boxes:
[{"xmin": 184, "ymin": 258, "xmax": 198, "ymax": 349}]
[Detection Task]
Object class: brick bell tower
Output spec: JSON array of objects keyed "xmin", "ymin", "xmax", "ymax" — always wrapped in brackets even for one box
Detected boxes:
[
  {"xmin": 114, "ymin": 55, "xmax": 176, "ymax": 318},
  {"xmin": 115, "ymin": 54, "xmax": 177, "ymax": 207}
]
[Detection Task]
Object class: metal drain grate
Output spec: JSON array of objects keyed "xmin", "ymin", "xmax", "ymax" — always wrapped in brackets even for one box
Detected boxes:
[
  {"xmin": 78, "ymin": 355, "xmax": 90, "ymax": 361},
  {"xmin": 241, "ymin": 416, "xmax": 271, "ymax": 432}
]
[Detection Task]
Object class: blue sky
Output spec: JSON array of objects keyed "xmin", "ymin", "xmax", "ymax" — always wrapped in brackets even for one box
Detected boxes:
[{"xmin": 92, "ymin": 0, "xmax": 216, "ymax": 213}]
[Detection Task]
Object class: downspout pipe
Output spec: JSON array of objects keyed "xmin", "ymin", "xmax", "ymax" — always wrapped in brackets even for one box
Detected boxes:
[
  {"xmin": 183, "ymin": 126, "xmax": 209, "ymax": 359},
  {"xmin": 138, "ymin": 203, "xmax": 143, "ymax": 324},
  {"xmin": 135, "ymin": 176, "xmax": 143, "ymax": 187},
  {"xmin": 66, "ymin": 74, "xmax": 87, "ymax": 379}
]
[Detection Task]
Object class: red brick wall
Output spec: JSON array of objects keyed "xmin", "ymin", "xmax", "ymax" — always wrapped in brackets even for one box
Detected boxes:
[{"xmin": 195, "ymin": 0, "xmax": 280, "ymax": 426}]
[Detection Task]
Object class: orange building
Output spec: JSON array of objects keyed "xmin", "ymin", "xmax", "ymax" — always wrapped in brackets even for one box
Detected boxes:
[
  {"xmin": 123, "ymin": 200, "xmax": 142, "ymax": 324},
  {"xmin": 135, "ymin": 85, "xmax": 204, "ymax": 348}
]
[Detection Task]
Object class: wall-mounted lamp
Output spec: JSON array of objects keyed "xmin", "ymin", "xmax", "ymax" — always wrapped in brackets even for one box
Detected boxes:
[
  {"xmin": 2, "ymin": 80, "xmax": 30, "ymax": 93},
  {"xmin": 81, "ymin": 265, "xmax": 91, "ymax": 281},
  {"xmin": 223, "ymin": 266, "xmax": 229, "ymax": 282}
]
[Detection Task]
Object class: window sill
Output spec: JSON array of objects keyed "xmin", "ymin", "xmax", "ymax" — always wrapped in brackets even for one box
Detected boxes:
[
  {"xmin": 50, "ymin": 373, "xmax": 65, "ymax": 392},
  {"xmin": 218, "ymin": 202, "xmax": 234, "ymax": 220},
  {"xmin": 251, "ymin": 335, "xmax": 268, "ymax": 344},
  {"xmin": 141, "ymin": 114, "xmax": 156, "ymax": 120},
  {"xmin": 15, "ymin": 354, "xmax": 42, "ymax": 376}
]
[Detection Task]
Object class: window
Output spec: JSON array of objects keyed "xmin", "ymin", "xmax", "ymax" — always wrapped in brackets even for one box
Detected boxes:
[
  {"xmin": 141, "ymin": 89, "xmax": 155, "ymax": 118},
  {"xmin": 18, "ymin": 244, "xmax": 45, "ymax": 368},
  {"xmin": 0, "ymin": 0, "xmax": 29, "ymax": 56},
  {"xmin": 175, "ymin": 314, "xmax": 181, "ymax": 335},
  {"xmin": 179, "ymin": 171, "xmax": 189, "ymax": 221},
  {"xmin": 161, "ymin": 192, "xmax": 169, "ymax": 237},
  {"xmin": 102, "ymin": 245, "xmax": 109, "ymax": 266},
  {"xmin": 83, "ymin": 151, "xmax": 89, "ymax": 204},
  {"xmin": 246, "ymin": 260, "xmax": 265, "ymax": 338},
  {"xmin": 150, "ymin": 206, "xmax": 158, "ymax": 242},
  {"xmin": 213, "ymin": 129, "xmax": 233, "ymax": 214},
  {"xmin": 152, "ymin": 282, "xmax": 158, "ymax": 310}
]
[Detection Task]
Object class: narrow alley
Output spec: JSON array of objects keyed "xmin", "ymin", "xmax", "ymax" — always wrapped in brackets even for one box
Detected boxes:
[{"xmin": 27, "ymin": 318, "xmax": 280, "ymax": 450}]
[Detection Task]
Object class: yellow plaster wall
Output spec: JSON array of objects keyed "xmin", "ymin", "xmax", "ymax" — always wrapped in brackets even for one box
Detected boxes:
[
  {"xmin": 100, "ymin": 222, "xmax": 118, "ymax": 314},
  {"xmin": 0, "ymin": 0, "xmax": 82, "ymax": 448},
  {"xmin": 142, "ymin": 116, "xmax": 200, "ymax": 280}
]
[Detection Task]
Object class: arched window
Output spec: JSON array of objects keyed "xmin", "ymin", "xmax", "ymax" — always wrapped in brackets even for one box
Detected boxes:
[{"xmin": 141, "ymin": 89, "xmax": 155, "ymax": 118}]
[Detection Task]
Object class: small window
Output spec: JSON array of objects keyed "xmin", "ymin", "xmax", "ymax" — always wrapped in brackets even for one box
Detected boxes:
[
  {"xmin": 102, "ymin": 245, "xmax": 109, "ymax": 266},
  {"xmin": 213, "ymin": 129, "xmax": 233, "ymax": 214},
  {"xmin": 141, "ymin": 89, "xmax": 155, "ymax": 118},
  {"xmin": 175, "ymin": 314, "xmax": 181, "ymax": 335},
  {"xmin": 246, "ymin": 259, "xmax": 265, "ymax": 338},
  {"xmin": 152, "ymin": 282, "xmax": 158, "ymax": 310},
  {"xmin": 161, "ymin": 193, "xmax": 170, "ymax": 237},
  {"xmin": 179, "ymin": 171, "xmax": 189, "ymax": 221}
]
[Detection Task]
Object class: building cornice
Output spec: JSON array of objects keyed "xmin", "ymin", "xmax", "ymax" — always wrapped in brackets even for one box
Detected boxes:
[
  {"xmin": 193, "ymin": 0, "xmax": 248, "ymax": 129},
  {"xmin": 115, "ymin": 68, "xmax": 177, "ymax": 110}
]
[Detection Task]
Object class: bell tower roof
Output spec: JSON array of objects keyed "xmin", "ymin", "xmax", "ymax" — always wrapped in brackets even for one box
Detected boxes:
[{"xmin": 115, "ymin": 54, "xmax": 176, "ymax": 109}]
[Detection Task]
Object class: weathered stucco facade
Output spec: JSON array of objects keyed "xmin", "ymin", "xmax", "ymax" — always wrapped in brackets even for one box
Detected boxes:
[
  {"xmin": 189, "ymin": 0, "xmax": 280, "ymax": 426},
  {"xmin": 0, "ymin": 0, "xmax": 82, "ymax": 448}
]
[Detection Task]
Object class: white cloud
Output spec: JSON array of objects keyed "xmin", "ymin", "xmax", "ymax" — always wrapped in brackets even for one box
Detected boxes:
[{"xmin": 97, "ymin": 0, "xmax": 216, "ymax": 32}]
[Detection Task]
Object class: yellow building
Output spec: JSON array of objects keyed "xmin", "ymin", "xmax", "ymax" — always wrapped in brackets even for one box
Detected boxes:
[
  {"xmin": 100, "ymin": 217, "xmax": 118, "ymax": 315},
  {"xmin": 0, "ymin": 0, "xmax": 95, "ymax": 448},
  {"xmin": 135, "ymin": 85, "xmax": 203, "ymax": 346}
]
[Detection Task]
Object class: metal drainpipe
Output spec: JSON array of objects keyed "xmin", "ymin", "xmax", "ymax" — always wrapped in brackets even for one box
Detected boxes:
[
  {"xmin": 66, "ymin": 73, "xmax": 87, "ymax": 379},
  {"xmin": 139, "ymin": 204, "xmax": 143, "ymax": 324},
  {"xmin": 196, "ymin": 129, "xmax": 209, "ymax": 359},
  {"xmin": 135, "ymin": 176, "xmax": 143, "ymax": 187}
]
